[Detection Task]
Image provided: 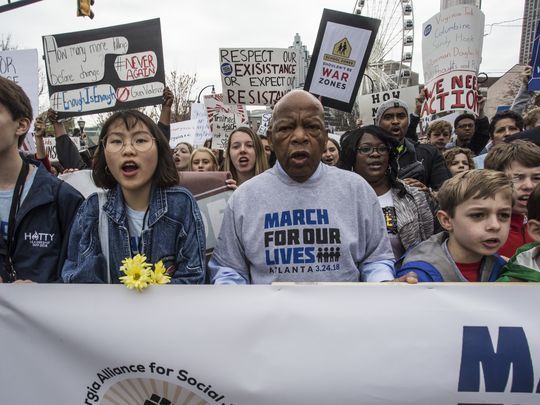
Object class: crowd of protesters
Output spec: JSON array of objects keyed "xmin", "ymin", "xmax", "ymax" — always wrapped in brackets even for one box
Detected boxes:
[{"xmin": 1, "ymin": 63, "xmax": 540, "ymax": 285}]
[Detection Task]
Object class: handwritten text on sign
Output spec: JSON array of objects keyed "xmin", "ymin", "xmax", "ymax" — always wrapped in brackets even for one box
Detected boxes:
[
  {"xmin": 421, "ymin": 70, "xmax": 479, "ymax": 117},
  {"xmin": 220, "ymin": 48, "xmax": 298, "ymax": 106},
  {"xmin": 422, "ymin": 5, "xmax": 485, "ymax": 84}
]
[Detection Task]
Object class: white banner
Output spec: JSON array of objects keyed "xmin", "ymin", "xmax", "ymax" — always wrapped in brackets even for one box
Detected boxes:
[
  {"xmin": 219, "ymin": 48, "xmax": 298, "ymax": 106},
  {"xmin": 1, "ymin": 49, "xmax": 39, "ymax": 153},
  {"xmin": 169, "ymin": 120, "xmax": 197, "ymax": 148},
  {"xmin": 1, "ymin": 284, "xmax": 539, "ymax": 404},
  {"xmin": 357, "ymin": 86, "xmax": 419, "ymax": 124}
]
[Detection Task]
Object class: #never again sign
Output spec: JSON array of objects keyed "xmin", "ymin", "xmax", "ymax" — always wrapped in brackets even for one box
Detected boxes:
[{"xmin": 43, "ymin": 19, "xmax": 165, "ymax": 118}]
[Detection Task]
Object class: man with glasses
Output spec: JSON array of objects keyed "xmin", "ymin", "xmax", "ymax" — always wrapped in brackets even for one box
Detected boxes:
[
  {"xmin": 375, "ymin": 98, "xmax": 450, "ymax": 191},
  {"xmin": 209, "ymin": 90, "xmax": 417, "ymax": 284},
  {"xmin": 0, "ymin": 77, "xmax": 83, "ymax": 283},
  {"xmin": 448, "ymin": 110, "xmax": 489, "ymax": 156},
  {"xmin": 485, "ymin": 140, "xmax": 540, "ymax": 257}
]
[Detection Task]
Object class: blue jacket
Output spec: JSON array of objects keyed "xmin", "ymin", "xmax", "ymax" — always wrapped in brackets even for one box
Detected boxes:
[
  {"xmin": 0, "ymin": 164, "xmax": 84, "ymax": 282},
  {"xmin": 62, "ymin": 185, "xmax": 206, "ymax": 284},
  {"xmin": 396, "ymin": 232, "xmax": 505, "ymax": 282}
]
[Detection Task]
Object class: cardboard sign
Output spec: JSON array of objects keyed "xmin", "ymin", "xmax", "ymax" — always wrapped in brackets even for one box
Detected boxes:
[
  {"xmin": 169, "ymin": 120, "xmax": 197, "ymax": 148},
  {"xmin": 190, "ymin": 102, "xmax": 212, "ymax": 146},
  {"xmin": 220, "ymin": 48, "xmax": 298, "ymax": 106},
  {"xmin": 357, "ymin": 86, "xmax": 419, "ymax": 124},
  {"xmin": 43, "ymin": 19, "xmax": 165, "ymax": 118},
  {"xmin": 421, "ymin": 5, "xmax": 484, "ymax": 118},
  {"xmin": 304, "ymin": 9, "xmax": 380, "ymax": 112},
  {"xmin": 422, "ymin": 5, "xmax": 485, "ymax": 84},
  {"xmin": 203, "ymin": 93, "xmax": 248, "ymax": 150},
  {"xmin": 257, "ymin": 112, "xmax": 272, "ymax": 135},
  {"xmin": 528, "ymin": 21, "xmax": 540, "ymax": 91},
  {"xmin": 211, "ymin": 112, "xmax": 244, "ymax": 150},
  {"xmin": 0, "ymin": 49, "xmax": 39, "ymax": 153}
]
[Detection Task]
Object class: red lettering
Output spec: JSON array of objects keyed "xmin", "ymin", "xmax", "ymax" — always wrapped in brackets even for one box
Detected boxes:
[
  {"xmin": 436, "ymin": 92, "xmax": 450, "ymax": 111},
  {"xmin": 322, "ymin": 67, "xmax": 333, "ymax": 77},
  {"xmin": 451, "ymin": 74, "xmax": 463, "ymax": 90},
  {"xmin": 451, "ymin": 89, "xmax": 465, "ymax": 108},
  {"xmin": 435, "ymin": 79, "xmax": 444, "ymax": 94}
]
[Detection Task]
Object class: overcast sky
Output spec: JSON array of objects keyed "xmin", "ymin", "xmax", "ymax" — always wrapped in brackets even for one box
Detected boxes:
[{"xmin": 1, "ymin": 0, "xmax": 526, "ymax": 106}]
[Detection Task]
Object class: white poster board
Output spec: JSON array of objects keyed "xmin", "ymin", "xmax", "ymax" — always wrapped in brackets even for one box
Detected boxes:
[
  {"xmin": 257, "ymin": 112, "xmax": 272, "ymax": 136},
  {"xmin": 169, "ymin": 120, "xmax": 197, "ymax": 148},
  {"xmin": 421, "ymin": 5, "xmax": 485, "ymax": 118},
  {"xmin": 190, "ymin": 102, "xmax": 212, "ymax": 146},
  {"xmin": 43, "ymin": 136, "xmax": 81, "ymax": 162},
  {"xmin": 220, "ymin": 48, "xmax": 298, "ymax": 106},
  {"xmin": 0, "ymin": 49, "xmax": 39, "ymax": 153}
]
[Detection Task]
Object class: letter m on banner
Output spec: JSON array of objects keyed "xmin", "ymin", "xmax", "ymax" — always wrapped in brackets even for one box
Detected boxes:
[{"xmin": 458, "ymin": 326, "xmax": 536, "ymax": 393}]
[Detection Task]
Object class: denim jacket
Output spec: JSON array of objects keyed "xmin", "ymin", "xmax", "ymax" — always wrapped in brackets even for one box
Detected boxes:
[{"xmin": 62, "ymin": 185, "xmax": 206, "ymax": 284}]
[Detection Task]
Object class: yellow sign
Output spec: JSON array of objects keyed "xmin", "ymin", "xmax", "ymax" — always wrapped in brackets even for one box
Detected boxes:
[{"xmin": 324, "ymin": 37, "xmax": 356, "ymax": 67}]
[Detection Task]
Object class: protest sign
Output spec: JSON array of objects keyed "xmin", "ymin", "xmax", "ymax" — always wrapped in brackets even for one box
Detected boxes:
[
  {"xmin": 421, "ymin": 5, "xmax": 484, "ymax": 118},
  {"xmin": 2, "ymin": 284, "xmax": 539, "ymax": 404},
  {"xmin": 0, "ymin": 49, "xmax": 39, "ymax": 153},
  {"xmin": 421, "ymin": 69, "xmax": 480, "ymax": 116},
  {"xmin": 257, "ymin": 112, "xmax": 272, "ymax": 135},
  {"xmin": 528, "ymin": 22, "xmax": 540, "ymax": 91},
  {"xmin": 220, "ymin": 48, "xmax": 298, "ymax": 106},
  {"xmin": 43, "ymin": 136, "xmax": 81, "ymax": 162},
  {"xmin": 304, "ymin": 9, "xmax": 380, "ymax": 112},
  {"xmin": 203, "ymin": 93, "xmax": 248, "ymax": 150},
  {"xmin": 357, "ymin": 86, "xmax": 419, "ymax": 124},
  {"xmin": 190, "ymin": 102, "xmax": 212, "ymax": 146},
  {"xmin": 43, "ymin": 19, "xmax": 165, "ymax": 118},
  {"xmin": 169, "ymin": 120, "xmax": 197, "ymax": 148}
]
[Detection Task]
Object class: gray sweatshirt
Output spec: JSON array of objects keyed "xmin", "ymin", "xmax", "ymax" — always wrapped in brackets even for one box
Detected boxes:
[{"xmin": 209, "ymin": 163, "xmax": 395, "ymax": 284}]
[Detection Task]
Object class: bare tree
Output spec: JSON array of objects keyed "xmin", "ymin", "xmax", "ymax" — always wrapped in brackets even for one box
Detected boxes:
[
  {"xmin": 165, "ymin": 71, "xmax": 197, "ymax": 122},
  {"xmin": 0, "ymin": 34, "xmax": 17, "ymax": 51}
]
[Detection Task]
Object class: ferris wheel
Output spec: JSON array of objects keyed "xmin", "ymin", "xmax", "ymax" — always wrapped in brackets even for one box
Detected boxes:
[{"xmin": 353, "ymin": 0, "xmax": 415, "ymax": 93}]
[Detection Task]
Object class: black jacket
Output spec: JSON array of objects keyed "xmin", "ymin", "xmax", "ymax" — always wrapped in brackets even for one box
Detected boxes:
[
  {"xmin": 0, "ymin": 164, "xmax": 84, "ymax": 282},
  {"xmin": 397, "ymin": 138, "xmax": 451, "ymax": 191}
]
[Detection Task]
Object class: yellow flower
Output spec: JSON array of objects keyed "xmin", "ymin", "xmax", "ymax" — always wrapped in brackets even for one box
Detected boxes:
[
  {"xmin": 150, "ymin": 260, "xmax": 171, "ymax": 285},
  {"xmin": 119, "ymin": 254, "xmax": 152, "ymax": 291}
]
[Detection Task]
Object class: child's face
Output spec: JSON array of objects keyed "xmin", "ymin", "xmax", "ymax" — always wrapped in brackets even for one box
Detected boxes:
[
  {"xmin": 448, "ymin": 153, "xmax": 470, "ymax": 176},
  {"xmin": 505, "ymin": 161, "xmax": 540, "ymax": 215},
  {"xmin": 191, "ymin": 151, "xmax": 215, "ymax": 172},
  {"xmin": 438, "ymin": 192, "xmax": 512, "ymax": 262},
  {"xmin": 103, "ymin": 119, "xmax": 158, "ymax": 196}
]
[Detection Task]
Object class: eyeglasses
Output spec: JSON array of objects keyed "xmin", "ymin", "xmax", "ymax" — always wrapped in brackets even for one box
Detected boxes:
[
  {"xmin": 456, "ymin": 123, "xmax": 474, "ymax": 129},
  {"xmin": 356, "ymin": 145, "xmax": 390, "ymax": 155},
  {"xmin": 102, "ymin": 133, "xmax": 155, "ymax": 153}
]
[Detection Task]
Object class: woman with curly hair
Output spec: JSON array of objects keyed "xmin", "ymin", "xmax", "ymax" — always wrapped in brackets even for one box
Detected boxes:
[{"xmin": 339, "ymin": 125, "xmax": 435, "ymax": 258}]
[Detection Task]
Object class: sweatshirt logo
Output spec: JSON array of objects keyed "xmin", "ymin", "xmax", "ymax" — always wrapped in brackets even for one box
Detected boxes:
[
  {"xmin": 263, "ymin": 208, "xmax": 342, "ymax": 274},
  {"xmin": 24, "ymin": 231, "xmax": 55, "ymax": 248}
]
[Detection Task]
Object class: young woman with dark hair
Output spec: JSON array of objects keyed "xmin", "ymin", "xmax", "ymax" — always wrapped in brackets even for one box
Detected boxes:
[{"xmin": 62, "ymin": 110, "xmax": 206, "ymax": 284}]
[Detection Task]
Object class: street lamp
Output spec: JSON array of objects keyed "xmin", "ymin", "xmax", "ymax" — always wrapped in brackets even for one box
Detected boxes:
[
  {"xmin": 77, "ymin": 117, "xmax": 86, "ymax": 148},
  {"xmin": 196, "ymin": 85, "xmax": 215, "ymax": 103},
  {"xmin": 77, "ymin": 117, "xmax": 86, "ymax": 133}
]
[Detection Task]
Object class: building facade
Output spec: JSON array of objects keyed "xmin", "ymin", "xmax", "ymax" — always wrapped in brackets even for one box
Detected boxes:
[{"xmin": 520, "ymin": 0, "xmax": 540, "ymax": 64}]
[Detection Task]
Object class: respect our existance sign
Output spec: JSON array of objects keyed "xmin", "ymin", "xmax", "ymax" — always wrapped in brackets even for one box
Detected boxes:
[
  {"xmin": 219, "ymin": 48, "xmax": 298, "ymax": 106},
  {"xmin": 43, "ymin": 19, "xmax": 165, "ymax": 118}
]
